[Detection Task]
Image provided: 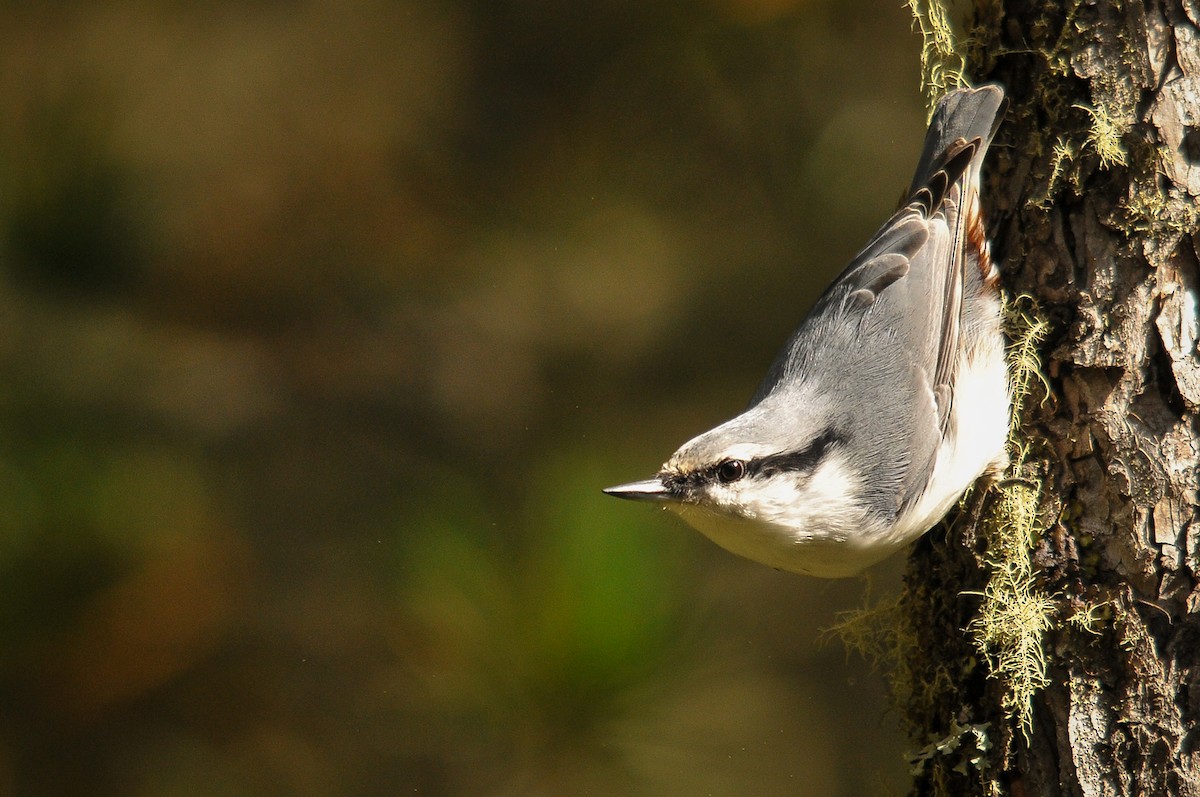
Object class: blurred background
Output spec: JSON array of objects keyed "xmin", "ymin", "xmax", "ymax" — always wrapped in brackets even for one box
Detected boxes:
[{"xmin": 0, "ymin": 1, "xmax": 934, "ymax": 794}]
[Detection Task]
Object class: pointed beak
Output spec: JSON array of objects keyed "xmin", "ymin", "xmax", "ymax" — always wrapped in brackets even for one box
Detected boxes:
[{"xmin": 603, "ymin": 477, "xmax": 673, "ymax": 503}]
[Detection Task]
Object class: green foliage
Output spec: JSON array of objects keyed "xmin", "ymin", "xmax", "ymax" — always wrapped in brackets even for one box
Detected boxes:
[{"xmin": 398, "ymin": 456, "xmax": 693, "ymax": 771}]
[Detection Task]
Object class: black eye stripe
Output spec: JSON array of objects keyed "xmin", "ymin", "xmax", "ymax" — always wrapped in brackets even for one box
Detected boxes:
[
  {"xmin": 661, "ymin": 428, "xmax": 841, "ymax": 492},
  {"xmin": 745, "ymin": 428, "xmax": 840, "ymax": 478}
]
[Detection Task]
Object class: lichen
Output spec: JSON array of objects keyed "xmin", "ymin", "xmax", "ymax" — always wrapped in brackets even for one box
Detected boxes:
[
  {"xmin": 1120, "ymin": 175, "xmax": 1200, "ymax": 236},
  {"xmin": 963, "ymin": 297, "xmax": 1057, "ymax": 741},
  {"xmin": 1066, "ymin": 599, "xmax": 1112, "ymax": 635},
  {"xmin": 830, "ymin": 588, "xmax": 991, "ymax": 793},
  {"xmin": 966, "ymin": 481, "xmax": 1056, "ymax": 741},
  {"xmin": 995, "ymin": 1, "xmax": 1138, "ymax": 212},
  {"xmin": 1003, "ymin": 294, "xmax": 1053, "ymax": 458},
  {"xmin": 1074, "ymin": 102, "xmax": 1129, "ymax": 170},
  {"xmin": 908, "ymin": 0, "xmax": 967, "ymax": 117},
  {"xmin": 829, "ymin": 593, "xmax": 916, "ymax": 716},
  {"xmin": 1031, "ymin": 135, "xmax": 1083, "ymax": 209},
  {"xmin": 908, "ymin": 719, "xmax": 994, "ymax": 778}
]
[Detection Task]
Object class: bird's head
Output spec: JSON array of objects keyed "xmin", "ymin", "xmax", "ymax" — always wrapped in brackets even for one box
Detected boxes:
[{"xmin": 605, "ymin": 404, "xmax": 881, "ymax": 576}]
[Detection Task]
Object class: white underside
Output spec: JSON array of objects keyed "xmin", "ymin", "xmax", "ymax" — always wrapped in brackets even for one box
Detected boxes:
[{"xmin": 888, "ymin": 330, "xmax": 1010, "ymax": 547}]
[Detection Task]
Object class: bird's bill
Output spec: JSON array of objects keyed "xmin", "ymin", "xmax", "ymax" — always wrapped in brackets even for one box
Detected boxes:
[{"xmin": 603, "ymin": 478, "xmax": 672, "ymax": 502}]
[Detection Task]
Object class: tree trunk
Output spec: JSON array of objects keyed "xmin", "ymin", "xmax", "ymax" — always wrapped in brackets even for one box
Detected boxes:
[{"xmin": 898, "ymin": 1, "xmax": 1200, "ymax": 794}]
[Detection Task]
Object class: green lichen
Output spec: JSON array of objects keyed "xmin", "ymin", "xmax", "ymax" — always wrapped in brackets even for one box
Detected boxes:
[
  {"xmin": 830, "ymin": 590, "xmax": 991, "ymax": 792},
  {"xmin": 966, "ymin": 481, "xmax": 1056, "ymax": 741},
  {"xmin": 1025, "ymin": 100, "xmax": 1133, "ymax": 209},
  {"xmin": 1031, "ymin": 136, "xmax": 1082, "ymax": 209},
  {"xmin": 908, "ymin": 0, "xmax": 967, "ymax": 117},
  {"xmin": 908, "ymin": 719, "xmax": 993, "ymax": 778},
  {"xmin": 1067, "ymin": 599, "xmax": 1112, "ymax": 636},
  {"xmin": 1003, "ymin": 295, "xmax": 1052, "ymax": 456},
  {"xmin": 1045, "ymin": 0, "xmax": 1087, "ymax": 77},
  {"xmin": 1000, "ymin": 0, "xmax": 1140, "ymax": 212},
  {"xmin": 963, "ymin": 297, "xmax": 1056, "ymax": 741},
  {"xmin": 829, "ymin": 593, "xmax": 916, "ymax": 715},
  {"xmin": 1121, "ymin": 174, "xmax": 1200, "ymax": 236},
  {"xmin": 1074, "ymin": 102, "xmax": 1128, "ymax": 169}
]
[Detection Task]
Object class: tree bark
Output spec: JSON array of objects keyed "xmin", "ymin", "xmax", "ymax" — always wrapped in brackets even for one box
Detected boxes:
[{"xmin": 899, "ymin": 1, "xmax": 1200, "ymax": 795}]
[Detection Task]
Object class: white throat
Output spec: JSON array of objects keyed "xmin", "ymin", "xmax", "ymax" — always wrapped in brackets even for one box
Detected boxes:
[{"xmin": 667, "ymin": 454, "xmax": 890, "ymax": 578}]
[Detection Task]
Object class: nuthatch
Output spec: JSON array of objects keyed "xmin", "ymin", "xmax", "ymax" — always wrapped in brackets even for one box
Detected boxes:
[{"xmin": 605, "ymin": 85, "xmax": 1009, "ymax": 577}]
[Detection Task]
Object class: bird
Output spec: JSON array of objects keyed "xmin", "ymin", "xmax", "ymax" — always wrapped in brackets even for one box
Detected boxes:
[{"xmin": 604, "ymin": 85, "xmax": 1010, "ymax": 578}]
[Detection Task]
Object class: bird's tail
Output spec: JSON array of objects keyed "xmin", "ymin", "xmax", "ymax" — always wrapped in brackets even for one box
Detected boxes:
[
  {"xmin": 910, "ymin": 85, "xmax": 1006, "ymax": 296},
  {"xmin": 908, "ymin": 84, "xmax": 1006, "ymax": 197}
]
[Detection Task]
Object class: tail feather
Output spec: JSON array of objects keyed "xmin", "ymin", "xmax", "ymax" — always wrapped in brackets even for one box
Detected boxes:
[{"xmin": 909, "ymin": 84, "xmax": 1006, "ymax": 196}]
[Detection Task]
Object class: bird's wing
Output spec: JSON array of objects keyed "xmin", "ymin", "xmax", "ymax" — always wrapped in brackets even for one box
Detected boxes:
[{"xmin": 745, "ymin": 87, "xmax": 1005, "ymax": 518}]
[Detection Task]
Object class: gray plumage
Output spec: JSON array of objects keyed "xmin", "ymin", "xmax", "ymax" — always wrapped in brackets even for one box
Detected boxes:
[
  {"xmin": 605, "ymin": 85, "xmax": 1010, "ymax": 577},
  {"xmin": 748, "ymin": 84, "xmax": 1005, "ymax": 524}
]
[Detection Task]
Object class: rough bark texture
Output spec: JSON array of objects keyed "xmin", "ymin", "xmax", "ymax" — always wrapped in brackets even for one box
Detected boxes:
[{"xmin": 901, "ymin": 1, "xmax": 1200, "ymax": 795}]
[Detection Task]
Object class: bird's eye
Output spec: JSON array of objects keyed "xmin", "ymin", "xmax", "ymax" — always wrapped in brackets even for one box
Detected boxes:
[{"xmin": 716, "ymin": 459, "xmax": 746, "ymax": 484}]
